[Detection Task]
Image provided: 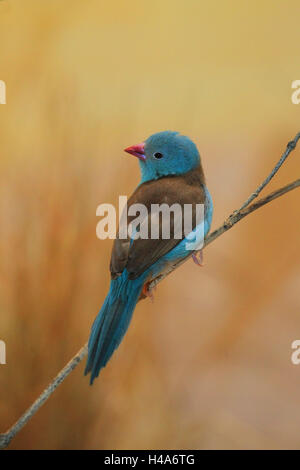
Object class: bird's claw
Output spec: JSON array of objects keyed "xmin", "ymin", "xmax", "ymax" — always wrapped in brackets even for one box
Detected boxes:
[
  {"xmin": 142, "ymin": 282, "xmax": 156, "ymax": 302},
  {"xmin": 192, "ymin": 250, "xmax": 204, "ymax": 267}
]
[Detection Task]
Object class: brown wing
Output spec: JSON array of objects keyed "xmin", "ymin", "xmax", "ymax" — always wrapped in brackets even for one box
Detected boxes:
[{"xmin": 110, "ymin": 166, "xmax": 206, "ymax": 280}]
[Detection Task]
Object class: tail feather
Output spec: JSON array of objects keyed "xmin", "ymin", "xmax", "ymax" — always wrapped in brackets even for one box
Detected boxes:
[{"xmin": 85, "ymin": 275, "xmax": 144, "ymax": 384}]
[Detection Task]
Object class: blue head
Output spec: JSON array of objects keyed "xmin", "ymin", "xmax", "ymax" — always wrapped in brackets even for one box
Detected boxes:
[{"xmin": 124, "ymin": 131, "xmax": 201, "ymax": 183}]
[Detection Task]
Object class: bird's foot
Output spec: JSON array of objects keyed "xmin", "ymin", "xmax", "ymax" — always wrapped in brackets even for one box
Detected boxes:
[
  {"xmin": 192, "ymin": 249, "xmax": 204, "ymax": 267},
  {"xmin": 142, "ymin": 281, "xmax": 156, "ymax": 302}
]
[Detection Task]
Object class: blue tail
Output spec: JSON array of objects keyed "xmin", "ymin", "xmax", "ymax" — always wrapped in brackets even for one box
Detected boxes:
[{"xmin": 84, "ymin": 273, "xmax": 144, "ymax": 384}]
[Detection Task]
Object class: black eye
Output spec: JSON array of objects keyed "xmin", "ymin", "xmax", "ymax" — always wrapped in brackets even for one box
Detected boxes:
[{"xmin": 153, "ymin": 152, "xmax": 163, "ymax": 159}]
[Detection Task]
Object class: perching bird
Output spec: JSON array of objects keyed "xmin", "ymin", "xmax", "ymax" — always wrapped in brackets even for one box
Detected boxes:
[{"xmin": 85, "ymin": 131, "xmax": 213, "ymax": 384}]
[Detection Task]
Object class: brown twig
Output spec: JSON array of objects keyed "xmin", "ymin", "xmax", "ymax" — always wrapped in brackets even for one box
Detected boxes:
[
  {"xmin": 0, "ymin": 132, "xmax": 299, "ymax": 450},
  {"xmin": 0, "ymin": 345, "xmax": 88, "ymax": 450}
]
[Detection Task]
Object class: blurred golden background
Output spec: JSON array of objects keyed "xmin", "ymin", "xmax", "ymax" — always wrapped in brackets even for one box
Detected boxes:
[{"xmin": 0, "ymin": 0, "xmax": 300, "ymax": 450}]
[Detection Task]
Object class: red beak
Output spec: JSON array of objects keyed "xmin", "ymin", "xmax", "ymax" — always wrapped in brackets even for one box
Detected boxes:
[{"xmin": 124, "ymin": 142, "xmax": 146, "ymax": 161}]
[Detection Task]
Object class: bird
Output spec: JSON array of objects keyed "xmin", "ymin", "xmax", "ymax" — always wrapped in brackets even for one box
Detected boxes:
[{"xmin": 85, "ymin": 131, "xmax": 213, "ymax": 384}]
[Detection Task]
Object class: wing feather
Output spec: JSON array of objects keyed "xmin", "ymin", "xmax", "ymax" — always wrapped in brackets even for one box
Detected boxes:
[{"xmin": 110, "ymin": 167, "xmax": 207, "ymax": 280}]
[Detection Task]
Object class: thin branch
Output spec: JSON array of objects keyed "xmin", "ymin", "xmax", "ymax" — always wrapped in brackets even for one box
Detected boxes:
[
  {"xmin": 0, "ymin": 345, "xmax": 88, "ymax": 450},
  {"xmin": 233, "ymin": 132, "xmax": 300, "ymax": 213},
  {"xmin": 1, "ymin": 132, "xmax": 299, "ymax": 450}
]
